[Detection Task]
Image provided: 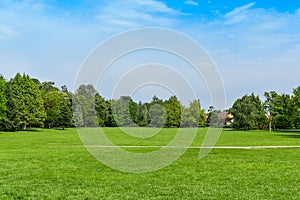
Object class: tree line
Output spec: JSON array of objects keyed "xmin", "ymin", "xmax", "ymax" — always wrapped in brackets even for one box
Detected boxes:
[
  {"xmin": 0, "ymin": 73, "xmax": 299, "ymax": 131},
  {"xmin": 0, "ymin": 73, "xmax": 207, "ymax": 131},
  {"xmin": 230, "ymin": 89, "xmax": 300, "ymax": 130}
]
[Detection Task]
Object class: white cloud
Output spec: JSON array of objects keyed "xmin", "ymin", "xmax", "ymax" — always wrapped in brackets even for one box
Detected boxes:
[
  {"xmin": 95, "ymin": 0, "xmax": 181, "ymax": 32},
  {"xmin": 132, "ymin": 0, "xmax": 179, "ymax": 14},
  {"xmin": 224, "ymin": 2, "xmax": 256, "ymax": 25},
  {"xmin": 184, "ymin": 1, "xmax": 199, "ymax": 6},
  {"xmin": 183, "ymin": 5, "xmax": 300, "ymax": 105},
  {"xmin": 1, "ymin": 0, "xmax": 300, "ymax": 106}
]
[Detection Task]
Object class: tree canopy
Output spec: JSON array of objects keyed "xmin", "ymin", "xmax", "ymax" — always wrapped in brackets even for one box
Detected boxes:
[{"xmin": 230, "ymin": 94, "xmax": 267, "ymax": 130}]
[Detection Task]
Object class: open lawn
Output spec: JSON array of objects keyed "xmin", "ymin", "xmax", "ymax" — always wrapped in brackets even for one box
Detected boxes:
[{"xmin": 1, "ymin": 128, "xmax": 300, "ymax": 199}]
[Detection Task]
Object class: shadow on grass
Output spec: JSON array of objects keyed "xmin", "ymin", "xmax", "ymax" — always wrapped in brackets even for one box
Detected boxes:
[
  {"xmin": 275, "ymin": 129, "xmax": 300, "ymax": 133},
  {"xmin": 223, "ymin": 128, "xmax": 253, "ymax": 132},
  {"xmin": 275, "ymin": 132, "xmax": 300, "ymax": 139},
  {"xmin": 21, "ymin": 128, "xmax": 43, "ymax": 132}
]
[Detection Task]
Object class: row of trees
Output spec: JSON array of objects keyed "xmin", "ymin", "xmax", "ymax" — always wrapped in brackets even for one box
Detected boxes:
[
  {"xmin": 0, "ymin": 74, "xmax": 73, "ymax": 131},
  {"xmin": 1, "ymin": 73, "xmax": 299, "ymax": 131},
  {"xmin": 72, "ymin": 85, "xmax": 207, "ymax": 128},
  {"xmin": 0, "ymin": 73, "xmax": 207, "ymax": 131},
  {"xmin": 230, "ymin": 88, "xmax": 300, "ymax": 130}
]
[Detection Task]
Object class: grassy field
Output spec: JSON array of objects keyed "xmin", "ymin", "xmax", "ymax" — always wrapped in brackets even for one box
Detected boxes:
[{"xmin": 1, "ymin": 128, "xmax": 300, "ymax": 199}]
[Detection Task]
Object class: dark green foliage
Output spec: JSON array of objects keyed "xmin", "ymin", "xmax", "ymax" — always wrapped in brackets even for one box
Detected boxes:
[
  {"xmin": 136, "ymin": 101, "xmax": 150, "ymax": 127},
  {"xmin": 230, "ymin": 93, "xmax": 267, "ymax": 130},
  {"xmin": 264, "ymin": 91, "xmax": 293, "ymax": 130},
  {"xmin": 291, "ymin": 86, "xmax": 300, "ymax": 129},
  {"xmin": 40, "ymin": 82, "xmax": 73, "ymax": 129},
  {"xmin": 6, "ymin": 73, "xmax": 45, "ymax": 130},
  {"xmin": 95, "ymin": 93, "xmax": 108, "ymax": 127},
  {"xmin": 43, "ymin": 90, "xmax": 61, "ymax": 128},
  {"xmin": 0, "ymin": 75, "xmax": 7, "ymax": 125},
  {"xmin": 56, "ymin": 92, "xmax": 73, "ymax": 129},
  {"xmin": 1, "ymin": 72, "xmax": 300, "ymax": 131},
  {"xmin": 272, "ymin": 115, "xmax": 291, "ymax": 129},
  {"xmin": 104, "ymin": 100, "xmax": 117, "ymax": 127}
]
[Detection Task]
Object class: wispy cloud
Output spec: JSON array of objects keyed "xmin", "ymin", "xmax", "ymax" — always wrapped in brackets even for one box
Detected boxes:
[
  {"xmin": 183, "ymin": 4, "xmax": 300, "ymax": 104},
  {"xmin": 133, "ymin": 0, "xmax": 179, "ymax": 14},
  {"xmin": 96, "ymin": 0, "xmax": 181, "ymax": 31},
  {"xmin": 184, "ymin": 1, "xmax": 199, "ymax": 6},
  {"xmin": 1, "ymin": 0, "xmax": 300, "ymax": 106},
  {"xmin": 0, "ymin": 25, "xmax": 18, "ymax": 40},
  {"xmin": 224, "ymin": 2, "xmax": 256, "ymax": 25},
  {"xmin": 0, "ymin": 0, "xmax": 47, "ymax": 40}
]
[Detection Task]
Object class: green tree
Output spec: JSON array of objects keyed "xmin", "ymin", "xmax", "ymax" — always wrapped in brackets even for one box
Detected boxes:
[
  {"xmin": 129, "ymin": 99, "xmax": 138, "ymax": 124},
  {"xmin": 111, "ymin": 96, "xmax": 134, "ymax": 127},
  {"xmin": 95, "ymin": 93, "xmax": 108, "ymax": 127},
  {"xmin": 0, "ymin": 75, "xmax": 7, "ymax": 128},
  {"xmin": 39, "ymin": 81, "xmax": 59, "ymax": 93},
  {"xmin": 136, "ymin": 101, "xmax": 150, "ymax": 126},
  {"xmin": 6, "ymin": 74, "xmax": 45, "ymax": 130},
  {"xmin": 230, "ymin": 93, "xmax": 267, "ymax": 130},
  {"xmin": 264, "ymin": 91, "xmax": 292, "ymax": 130},
  {"xmin": 292, "ymin": 86, "xmax": 300, "ymax": 129},
  {"xmin": 104, "ymin": 100, "xmax": 117, "ymax": 127},
  {"xmin": 149, "ymin": 104, "xmax": 166, "ymax": 127},
  {"xmin": 57, "ymin": 92, "xmax": 73, "ymax": 129},
  {"xmin": 73, "ymin": 84, "xmax": 98, "ymax": 127},
  {"xmin": 165, "ymin": 95, "xmax": 181, "ymax": 127},
  {"xmin": 180, "ymin": 100, "xmax": 206, "ymax": 127},
  {"xmin": 43, "ymin": 90, "xmax": 61, "ymax": 128},
  {"xmin": 42, "ymin": 83, "xmax": 73, "ymax": 129},
  {"xmin": 181, "ymin": 100, "xmax": 201, "ymax": 127}
]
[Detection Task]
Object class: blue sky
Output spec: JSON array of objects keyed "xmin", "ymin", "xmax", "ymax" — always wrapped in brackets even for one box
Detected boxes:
[{"xmin": 0, "ymin": 0, "xmax": 300, "ymax": 109}]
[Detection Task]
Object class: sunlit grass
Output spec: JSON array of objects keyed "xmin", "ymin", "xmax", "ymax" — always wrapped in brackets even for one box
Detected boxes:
[{"xmin": 0, "ymin": 128, "xmax": 300, "ymax": 199}]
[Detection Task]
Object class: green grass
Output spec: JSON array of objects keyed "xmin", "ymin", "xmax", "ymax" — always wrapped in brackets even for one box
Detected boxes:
[{"xmin": 1, "ymin": 128, "xmax": 300, "ymax": 199}]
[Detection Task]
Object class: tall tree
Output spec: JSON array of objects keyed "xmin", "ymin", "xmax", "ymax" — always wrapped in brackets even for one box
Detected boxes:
[
  {"xmin": 136, "ymin": 101, "xmax": 150, "ymax": 127},
  {"xmin": 165, "ymin": 95, "xmax": 181, "ymax": 128},
  {"xmin": 6, "ymin": 74, "xmax": 45, "ymax": 130},
  {"xmin": 41, "ymin": 82, "xmax": 73, "ymax": 129},
  {"xmin": 181, "ymin": 100, "xmax": 201, "ymax": 127},
  {"xmin": 104, "ymin": 100, "xmax": 117, "ymax": 127},
  {"xmin": 95, "ymin": 93, "xmax": 108, "ymax": 127},
  {"xmin": 147, "ymin": 96, "xmax": 166, "ymax": 127},
  {"xmin": 57, "ymin": 91, "xmax": 73, "ymax": 129},
  {"xmin": 148, "ymin": 104, "xmax": 166, "ymax": 127},
  {"xmin": 230, "ymin": 93, "xmax": 267, "ymax": 130},
  {"xmin": 111, "ymin": 96, "xmax": 134, "ymax": 127},
  {"xmin": 73, "ymin": 84, "xmax": 98, "ymax": 127},
  {"xmin": 264, "ymin": 91, "xmax": 292, "ymax": 130},
  {"xmin": 43, "ymin": 90, "xmax": 61, "ymax": 128}
]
